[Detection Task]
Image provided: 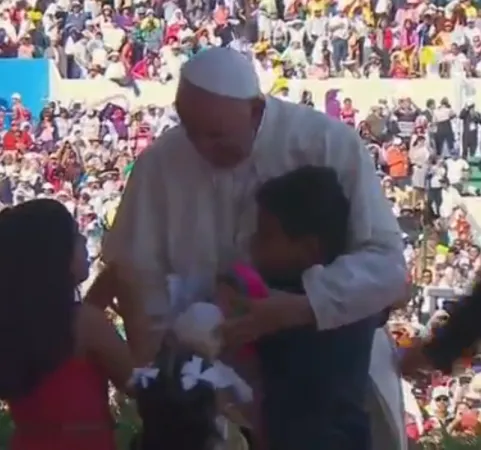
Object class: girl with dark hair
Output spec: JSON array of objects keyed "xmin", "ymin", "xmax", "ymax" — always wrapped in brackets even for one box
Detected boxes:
[
  {"xmin": 0, "ymin": 199, "xmax": 133, "ymax": 450},
  {"xmin": 130, "ymin": 338, "xmax": 219, "ymax": 450},
  {"xmin": 130, "ymin": 332, "xmax": 252, "ymax": 450}
]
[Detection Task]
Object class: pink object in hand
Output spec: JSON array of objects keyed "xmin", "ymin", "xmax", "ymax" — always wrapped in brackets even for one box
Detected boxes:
[
  {"xmin": 229, "ymin": 263, "xmax": 269, "ymax": 357},
  {"xmin": 231, "ymin": 263, "xmax": 269, "ymax": 300}
]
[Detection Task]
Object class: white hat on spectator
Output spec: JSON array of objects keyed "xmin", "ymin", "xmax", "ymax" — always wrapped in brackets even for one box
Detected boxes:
[
  {"xmin": 393, "ymin": 137, "xmax": 402, "ymax": 146},
  {"xmin": 181, "ymin": 47, "xmax": 261, "ymax": 100},
  {"xmin": 42, "ymin": 182, "xmax": 54, "ymax": 191},
  {"xmin": 11, "ymin": 93, "xmax": 21, "ymax": 100},
  {"xmin": 432, "ymin": 386, "xmax": 449, "ymax": 400},
  {"xmin": 179, "ymin": 29, "xmax": 195, "ymax": 42}
]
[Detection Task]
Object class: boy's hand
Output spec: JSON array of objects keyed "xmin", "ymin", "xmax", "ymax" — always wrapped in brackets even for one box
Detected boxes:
[{"xmin": 218, "ymin": 294, "xmax": 315, "ymax": 349}]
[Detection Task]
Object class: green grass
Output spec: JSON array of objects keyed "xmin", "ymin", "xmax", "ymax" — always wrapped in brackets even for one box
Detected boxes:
[{"xmin": 0, "ymin": 405, "xmax": 480, "ymax": 450}]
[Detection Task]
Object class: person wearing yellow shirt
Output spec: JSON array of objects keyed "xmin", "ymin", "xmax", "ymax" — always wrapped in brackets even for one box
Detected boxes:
[
  {"xmin": 344, "ymin": 0, "xmax": 374, "ymax": 26},
  {"xmin": 461, "ymin": 1, "xmax": 477, "ymax": 19},
  {"xmin": 307, "ymin": 0, "xmax": 326, "ymax": 17},
  {"xmin": 140, "ymin": 13, "xmax": 162, "ymax": 31}
]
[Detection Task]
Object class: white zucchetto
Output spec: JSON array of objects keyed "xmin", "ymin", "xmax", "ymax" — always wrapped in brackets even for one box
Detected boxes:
[{"xmin": 180, "ymin": 47, "xmax": 262, "ymax": 100}]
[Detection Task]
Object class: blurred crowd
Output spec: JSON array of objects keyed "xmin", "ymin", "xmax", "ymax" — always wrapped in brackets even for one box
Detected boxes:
[
  {"xmin": 0, "ymin": 92, "xmax": 181, "ymax": 262},
  {"xmin": 6, "ymin": 0, "xmax": 481, "ymax": 78},
  {"xmin": 349, "ymin": 91, "xmax": 481, "ymax": 444}
]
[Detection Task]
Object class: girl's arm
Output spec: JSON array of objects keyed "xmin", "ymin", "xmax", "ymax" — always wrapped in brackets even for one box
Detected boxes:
[
  {"xmin": 84, "ymin": 263, "xmax": 116, "ymax": 310},
  {"xmin": 77, "ymin": 303, "xmax": 134, "ymax": 392}
]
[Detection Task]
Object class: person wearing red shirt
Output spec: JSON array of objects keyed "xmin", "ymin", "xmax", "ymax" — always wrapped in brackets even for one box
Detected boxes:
[
  {"xmin": 2, "ymin": 122, "xmax": 33, "ymax": 152},
  {"xmin": 340, "ymin": 98, "xmax": 358, "ymax": 127}
]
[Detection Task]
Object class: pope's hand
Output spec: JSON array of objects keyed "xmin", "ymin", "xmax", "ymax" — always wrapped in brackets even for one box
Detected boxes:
[{"xmin": 217, "ymin": 294, "xmax": 315, "ymax": 349}]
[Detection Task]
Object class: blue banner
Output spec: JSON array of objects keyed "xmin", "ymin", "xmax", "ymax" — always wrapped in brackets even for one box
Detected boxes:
[{"xmin": 0, "ymin": 59, "xmax": 49, "ymax": 126}]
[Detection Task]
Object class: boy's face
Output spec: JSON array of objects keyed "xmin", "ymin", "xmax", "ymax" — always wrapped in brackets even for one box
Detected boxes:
[{"xmin": 251, "ymin": 207, "xmax": 318, "ymax": 279}]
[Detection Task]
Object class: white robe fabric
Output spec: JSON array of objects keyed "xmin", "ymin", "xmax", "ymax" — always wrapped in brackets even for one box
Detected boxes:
[
  {"xmin": 369, "ymin": 329, "xmax": 407, "ymax": 450},
  {"xmin": 104, "ymin": 95, "xmax": 405, "ymax": 329}
]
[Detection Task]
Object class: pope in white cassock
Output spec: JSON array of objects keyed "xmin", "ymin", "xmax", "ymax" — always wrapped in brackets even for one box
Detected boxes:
[{"xmin": 102, "ymin": 48, "xmax": 407, "ymax": 450}]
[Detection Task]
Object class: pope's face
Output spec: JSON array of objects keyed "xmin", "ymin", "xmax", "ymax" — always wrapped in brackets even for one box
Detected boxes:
[{"xmin": 176, "ymin": 81, "xmax": 261, "ymax": 169}]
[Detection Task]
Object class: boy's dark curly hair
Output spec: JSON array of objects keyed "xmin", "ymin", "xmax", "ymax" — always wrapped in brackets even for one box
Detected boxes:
[
  {"xmin": 131, "ymin": 335, "xmax": 220, "ymax": 450},
  {"xmin": 256, "ymin": 164, "xmax": 350, "ymax": 265}
]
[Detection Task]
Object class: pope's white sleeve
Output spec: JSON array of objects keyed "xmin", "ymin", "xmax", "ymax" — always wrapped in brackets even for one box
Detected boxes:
[
  {"xmin": 102, "ymin": 147, "xmax": 169, "ymax": 319},
  {"xmin": 303, "ymin": 125, "xmax": 406, "ymax": 330}
]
